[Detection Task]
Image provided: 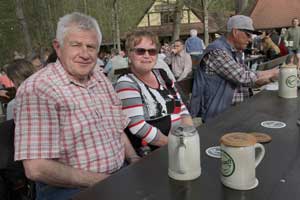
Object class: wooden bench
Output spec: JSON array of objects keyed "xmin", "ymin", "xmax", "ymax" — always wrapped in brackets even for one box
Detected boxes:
[{"xmin": 256, "ymin": 55, "xmax": 290, "ymax": 71}]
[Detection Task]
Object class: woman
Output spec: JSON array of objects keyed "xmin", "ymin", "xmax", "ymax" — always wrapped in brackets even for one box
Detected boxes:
[
  {"xmin": 115, "ymin": 30, "xmax": 193, "ymax": 155},
  {"xmin": 5, "ymin": 59, "xmax": 39, "ymax": 120},
  {"xmin": 261, "ymin": 36, "xmax": 281, "ymax": 60}
]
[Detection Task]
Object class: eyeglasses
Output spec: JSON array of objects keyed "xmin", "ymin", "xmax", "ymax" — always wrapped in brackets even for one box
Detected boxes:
[
  {"xmin": 238, "ymin": 29, "xmax": 252, "ymax": 38},
  {"xmin": 131, "ymin": 48, "xmax": 158, "ymax": 56}
]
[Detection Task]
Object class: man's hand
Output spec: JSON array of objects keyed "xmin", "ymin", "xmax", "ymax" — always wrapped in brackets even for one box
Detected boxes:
[{"xmin": 23, "ymin": 159, "xmax": 110, "ymax": 188}]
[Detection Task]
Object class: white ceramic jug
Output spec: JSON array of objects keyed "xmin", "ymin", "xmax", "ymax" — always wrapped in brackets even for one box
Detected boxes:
[
  {"xmin": 279, "ymin": 64, "xmax": 298, "ymax": 98},
  {"xmin": 168, "ymin": 125, "xmax": 201, "ymax": 181}
]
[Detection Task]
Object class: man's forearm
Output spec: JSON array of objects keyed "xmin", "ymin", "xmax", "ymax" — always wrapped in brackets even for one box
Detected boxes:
[{"xmin": 23, "ymin": 159, "xmax": 109, "ymax": 188}]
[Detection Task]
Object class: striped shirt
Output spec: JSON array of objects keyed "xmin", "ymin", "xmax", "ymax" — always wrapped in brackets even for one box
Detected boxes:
[
  {"xmin": 115, "ymin": 69, "xmax": 190, "ymax": 144},
  {"xmin": 14, "ymin": 60, "xmax": 128, "ymax": 174},
  {"xmin": 203, "ymin": 49, "xmax": 258, "ymax": 104}
]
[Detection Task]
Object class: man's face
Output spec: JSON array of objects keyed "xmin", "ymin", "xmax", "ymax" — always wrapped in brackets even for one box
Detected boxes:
[
  {"xmin": 233, "ymin": 29, "xmax": 252, "ymax": 51},
  {"xmin": 292, "ymin": 19, "xmax": 299, "ymax": 27},
  {"xmin": 172, "ymin": 41, "xmax": 184, "ymax": 54},
  {"xmin": 53, "ymin": 27, "xmax": 99, "ymax": 83}
]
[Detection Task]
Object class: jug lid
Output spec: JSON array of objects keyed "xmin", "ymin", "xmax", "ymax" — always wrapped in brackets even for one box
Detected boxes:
[
  {"xmin": 172, "ymin": 125, "xmax": 197, "ymax": 137},
  {"xmin": 220, "ymin": 132, "xmax": 256, "ymax": 147}
]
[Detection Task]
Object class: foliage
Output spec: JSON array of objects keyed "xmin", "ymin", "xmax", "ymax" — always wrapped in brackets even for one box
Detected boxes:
[
  {"xmin": 0, "ymin": 0, "xmax": 24, "ymax": 67},
  {"xmin": 0, "ymin": 0, "xmax": 238, "ymax": 66}
]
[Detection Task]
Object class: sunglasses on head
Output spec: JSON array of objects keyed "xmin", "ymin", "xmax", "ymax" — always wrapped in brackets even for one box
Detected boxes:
[{"xmin": 131, "ymin": 48, "xmax": 158, "ymax": 56}]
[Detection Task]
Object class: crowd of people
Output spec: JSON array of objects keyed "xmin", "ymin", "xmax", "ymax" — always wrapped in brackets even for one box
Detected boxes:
[{"xmin": 0, "ymin": 11, "xmax": 299, "ymax": 200}]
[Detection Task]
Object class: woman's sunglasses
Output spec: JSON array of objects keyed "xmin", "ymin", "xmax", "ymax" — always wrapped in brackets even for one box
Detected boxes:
[{"xmin": 131, "ymin": 48, "xmax": 158, "ymax": 56}]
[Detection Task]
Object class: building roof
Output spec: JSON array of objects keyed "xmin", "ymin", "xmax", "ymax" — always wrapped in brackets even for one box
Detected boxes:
[{"xmin": 250, "ymin": 0, "xmax": 300, "ymax": 29}]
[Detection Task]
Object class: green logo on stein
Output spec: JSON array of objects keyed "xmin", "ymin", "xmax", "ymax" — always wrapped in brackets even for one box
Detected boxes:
[
  {"xmin": 286, "ymin": 75, "xmax": 297, "ymax": 88},
  {"xmin": 221, "ymin": 150, "xmax": 235, "ymax": 177}
]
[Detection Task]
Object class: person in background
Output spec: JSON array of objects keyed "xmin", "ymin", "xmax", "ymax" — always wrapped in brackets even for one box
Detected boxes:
[
  {"xmin": 261, "ymin": 35, "xmax": 281, "ymax": 60},
  {"xmin": 277, "ymin": 28, "xmax": 289, "ymax": 56},
  {"xmin": 44, "ymin": 50, "xmax": 58, "ymax": 65},
  {"xmin": 115, "ymin": 30, "xmax": 193, "ymax": 155},
  {"xmin": 14, "ymin": 12, "xmax": 138, "ymax": 200},
  {"xmin": 154, "ymin": 57, "xmax": 176, "ymax": 81},
  {"xmin": 164, "ymin": 40, "xmax": 192, "ymax": 81},
  {"xmin": 185, "ymin": 29, "xmax": 206, "ymax": 71},
  {"xmin": 190, "ymin": 15, "xmax": 279, "ymax": 122},
  {"xmin": 268, "ymin": 29, "xmax": 280, "ymax": 45},
  {"xmin": 0, "ymin": 68, "xmax": 14, "ymax": 89},
  {"xmin": 97, "ymin": 51, "xmax": 105, "ymax": 68},
  {"xmin": 5, "ymin": 59, "xmax": 38, "ymax": 120},
  {"xmin": 28, "ymin": 53, "xmax": 42, "ymax": 68},
  {"xmin": 284, "ymin": 17, "xmax": 300, "ymax": 68},
  {"xmin": 104, "ymin": 48, "xmax": 128, "ymax": 83},
  {"xmin": 0, "ymin": 66, "xmax": 15, "ymax": 107}
]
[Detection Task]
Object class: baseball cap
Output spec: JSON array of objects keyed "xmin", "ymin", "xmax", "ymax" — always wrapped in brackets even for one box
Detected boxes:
[{"xmin": 227, "ymin": 15, "xmax": 261, "ymax": 35}]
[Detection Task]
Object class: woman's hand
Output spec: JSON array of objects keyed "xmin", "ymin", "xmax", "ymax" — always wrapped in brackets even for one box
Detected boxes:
[{"xmin": 150, "ymin": 131, "xmax": 168, "ymax": 147}]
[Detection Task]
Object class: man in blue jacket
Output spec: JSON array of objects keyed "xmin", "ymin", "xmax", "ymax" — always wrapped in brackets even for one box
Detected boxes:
[
  {"xmin": 185, "ymin": 29, "xmax": 205, "ymax": 72},
  {"xmin": 190, "ymin": 15, "xmax": 279, "ymax": 122}
]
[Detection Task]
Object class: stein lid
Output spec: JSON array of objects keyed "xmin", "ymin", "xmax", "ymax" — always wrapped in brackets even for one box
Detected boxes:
[
  {"xmin": 220, "ymin": 132, "xmax": 257, "ymax": 147},
  {"xmin": 172, "ymin": 125, "xmax": 197, "ymax": 137},
  {"xmin": 249, "ymin": 132, "xmax": 272, "ymax": 143}
]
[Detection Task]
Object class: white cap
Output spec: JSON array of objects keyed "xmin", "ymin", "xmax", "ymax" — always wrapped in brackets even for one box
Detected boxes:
[{"xmin": 227, "ymin": 15, "xmax": 261, "ymax": 35}]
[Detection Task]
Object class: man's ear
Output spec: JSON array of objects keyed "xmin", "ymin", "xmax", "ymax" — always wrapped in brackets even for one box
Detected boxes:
[
  {"xmin": 232, "ymin": 28, "xmax": 239, "ymax": 38},
  {"xmin": 52, "ymin": 39, "xmax": 61, "ymax": 58},
  {"xmin": 52, "ymin": 39, "xmax": 60, "ymax": 51}
]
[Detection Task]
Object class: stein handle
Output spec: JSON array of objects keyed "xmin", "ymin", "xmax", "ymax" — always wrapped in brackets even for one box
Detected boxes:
[
  {"xmin": 254, "ymin": 143, "xmax": 265, "ymax": 168},
  {"xmin": 177, "ymin": 137, "xmax": 186, "ymax": 174}
]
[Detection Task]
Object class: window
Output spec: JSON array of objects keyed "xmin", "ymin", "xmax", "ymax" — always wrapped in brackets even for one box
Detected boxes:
[{"xmin": 161, "ymin": 11, "xmax": 174, "ymax": 24}]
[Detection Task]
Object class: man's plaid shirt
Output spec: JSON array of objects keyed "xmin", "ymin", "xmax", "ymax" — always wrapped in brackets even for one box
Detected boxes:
[
  {"xmin": 14, "ymin": 61, "xmax": 129, "ymax": 174},
  {"xmin": 202, "ymin": 49, "xmax": 258, "ymax": 104}
]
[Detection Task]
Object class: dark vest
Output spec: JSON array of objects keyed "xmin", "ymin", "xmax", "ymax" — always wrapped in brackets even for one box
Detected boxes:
[{"xmin": 190, "ymin": 36, "xmax": 242, "ymax": 122}]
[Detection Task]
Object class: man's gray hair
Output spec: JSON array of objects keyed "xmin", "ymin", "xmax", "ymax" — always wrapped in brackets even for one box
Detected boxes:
[
  {"xmin": 56, "ymin": 12, "xmax": 102, "ymax": 50},
  {"xmin": 190, "ymin": 29, "xmax": 198, "ymax": 37}
]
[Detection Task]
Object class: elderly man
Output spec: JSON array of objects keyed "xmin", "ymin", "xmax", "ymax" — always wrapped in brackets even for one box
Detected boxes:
[
  {"xmin": 164, "ymin": 39, "xmax": 192, "ymax": 81},
  {"xmin": 185, "ymin": 29, "xmax": 206, "ymax": 71},
  {"xmin": 190, "ymin": 15, "xmax": 279, "ymax": 122},
  {"xmin": 284, "ymin": 17, "xmax": 300, "ymax": 68},
  {"xmin": 14, "ymin": 12, "xmax": 139, "ymax": 200}
]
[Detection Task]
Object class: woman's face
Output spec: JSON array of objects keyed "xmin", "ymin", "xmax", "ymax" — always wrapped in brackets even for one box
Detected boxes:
[{"xmin": 128, "ymin": 37, "xmax": 158, "ymax": 75}]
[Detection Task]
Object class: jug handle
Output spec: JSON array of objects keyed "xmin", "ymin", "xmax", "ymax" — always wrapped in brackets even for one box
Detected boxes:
[
  {"xmin": 254, "ymin": 143, "xmax": 265, "ymax": 168},
  {"xmin": 178, "ymin": 136, "xmax": 186, "ymax": 174}
]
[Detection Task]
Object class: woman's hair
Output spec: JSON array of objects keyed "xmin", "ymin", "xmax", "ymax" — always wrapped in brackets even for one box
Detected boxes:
[
  {"xmin": 5, "ymin": 59, "xmax": 38, "ymax": 87},
  {"xmin": 125, "ymin": 30, "xmax": 160, "ymax": 54}
]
